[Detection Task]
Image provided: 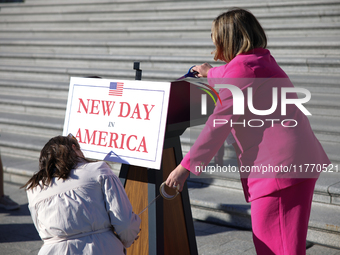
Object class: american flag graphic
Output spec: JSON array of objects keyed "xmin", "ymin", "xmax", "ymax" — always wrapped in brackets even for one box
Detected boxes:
[{"xmin": 109, "ymin": 82, "xmax": 124, "ymax": 96}]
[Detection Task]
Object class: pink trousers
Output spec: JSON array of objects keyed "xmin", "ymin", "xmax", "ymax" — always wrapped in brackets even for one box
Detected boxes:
[{"xmin": 251, "ymin": 178, "xmax": 317, "ymax": 255}]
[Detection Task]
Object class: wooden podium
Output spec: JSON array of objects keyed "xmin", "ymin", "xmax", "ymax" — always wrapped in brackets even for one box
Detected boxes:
[{"xmin": 119, "ymin": 76, "xmax": 214, "ymax": 255}]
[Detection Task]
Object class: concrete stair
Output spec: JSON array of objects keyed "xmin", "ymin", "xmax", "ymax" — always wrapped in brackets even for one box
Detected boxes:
[{"xmin": 0, "ymin": 0, "xmax": 339, "ymax": 249}]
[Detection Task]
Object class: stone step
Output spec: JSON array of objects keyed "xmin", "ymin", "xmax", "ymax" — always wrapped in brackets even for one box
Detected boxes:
[
  {"xmin": 1, "ymin": 56, "xmax": 340, "ymax": 82},
  {"xmin": 1, "ymin": 62, "xmax": 340, "ymax": 87},
  {"xmin": 309, "ymin": 92, "xmax": 340, "ymax": 106},
  {"xmin": 1, "ymin": 16, "xmax": 339, "ymax": 31},
  {"xmin": 1, "ymin": 3, "xmax": 339, "ymax": 18},
  {"xmin": 1, "ymin": 0, "xmax": 339, "ymax": 18},
  {"xmin": 0, "ymin": 22, "xmax": 339, "ymax": 39},
  {"xmin": 14, "ymin": 0, "xmax": 340, "ymax": 4},
  {"xmin": 1, "ymin": 11, "xmax": 339, "ymax": 28},
  {"xmin": 1, "ymin": 30, "xmax": 339, "ymax": 40},
  {"xmin": 1, "ymin": 70, "xmax": 336, "ymax": 98},
  {"xmin": 0, "ymin": 38, "xmax": 214, "ymax": 56},
  {"xmin": 0, "ymin": 75, "xmax": 338, "ymax": 100},
  {"xmin": 289, "ymin": 74, "xmax": 340, "ymax": 91},
  {"xmin": 21, "ymin": 0, "xmax": 330, "ymax": 4},
  {"xmin": 0, "ymin": 93, "xmax": 66, "ymax": 117},
  {"xmin": 1, "ymin": 71, "xmax": 339, "ymax": 96},
  {"xmin": 0, "ymin": 111, "xmax": 63, "ymax": 137},
  {"xmin": 307, "ymin": 104, "xmax": 340, "ymax": 119},
  {"xmin": 1, "ymin": 0, "xmax": 338, "ymax": 13},
  {"xmin": 0, "ymin": 64, "xmax": 138, "ymax": 83},
  {"xmin": 0, "ymin": 79, "xmax": 68, "ymax": 99},
  {"xmin": 0, "ymin": 131, "xmax": 48, "ymax": 159},
  {"xmin": 0, "ymin": 52, "xmax": 221, "ymax": 72},
  {"xmin": 1, "ymin": 52, "xmax": 340, "ymax": 73},
  {"xmin": 1, "ymin": 154, "xmax": 41, "ymax": 185},
  {"xmin": 1, "ymin": 37, "xmax": 339, "ymax": 57}
]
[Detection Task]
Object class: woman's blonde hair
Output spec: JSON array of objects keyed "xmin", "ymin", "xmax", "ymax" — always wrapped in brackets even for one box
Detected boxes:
[{"xmin": 211, "ymin": 8, "xmax": 267, "ymax": 62}]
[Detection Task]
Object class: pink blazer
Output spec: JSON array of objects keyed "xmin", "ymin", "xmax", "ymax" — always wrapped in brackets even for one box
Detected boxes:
[{"xmin": 181, "ymin": 48, "xmax": 330, "ymax": 202}]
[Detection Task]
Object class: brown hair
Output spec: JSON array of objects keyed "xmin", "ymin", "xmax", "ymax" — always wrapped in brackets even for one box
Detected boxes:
[
  {"xmin": 211, "ymin": 8, "xmax": 267, "ymax": 62},
  {"xmin": 23, "ymin": 135, "xmax": 85, "ymax": 190}
]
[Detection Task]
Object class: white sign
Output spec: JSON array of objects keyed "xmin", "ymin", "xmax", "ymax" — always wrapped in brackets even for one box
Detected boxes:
[{"xmin": 63, "ymin": 77, "xmax": 171, "ymax": 170}]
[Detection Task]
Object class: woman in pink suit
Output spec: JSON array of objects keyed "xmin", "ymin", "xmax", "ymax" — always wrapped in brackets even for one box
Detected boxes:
[{"xmin": 166, "ymin": 8, "xmax": 330, "ymax": 255}]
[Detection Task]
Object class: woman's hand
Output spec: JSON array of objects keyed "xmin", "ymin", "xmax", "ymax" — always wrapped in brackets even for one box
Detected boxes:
[
  {"xmin": 192, "ymin": 63, "xmax": 213, "ymax": 78},
  {"xmin": 165, "ymin": 164, "xmax": 190, "ymax": 192}
]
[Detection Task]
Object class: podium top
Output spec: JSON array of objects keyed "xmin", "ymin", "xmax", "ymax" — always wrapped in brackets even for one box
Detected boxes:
[{"xmin": 166, "ymin": 80, "xmax": 215, "ymax": 136}]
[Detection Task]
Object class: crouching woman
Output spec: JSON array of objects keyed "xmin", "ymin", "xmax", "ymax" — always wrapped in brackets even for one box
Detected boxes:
[{"xmin": 23, "ymin": 135, "xmax": 140, "ymax": 255}]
